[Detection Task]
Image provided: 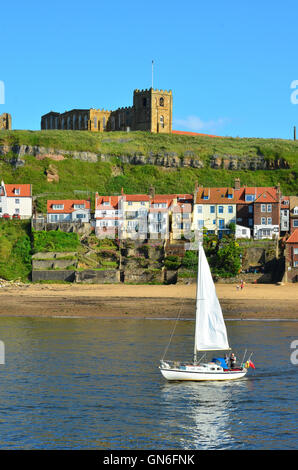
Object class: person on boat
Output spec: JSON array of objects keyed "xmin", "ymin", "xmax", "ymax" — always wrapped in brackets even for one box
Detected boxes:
[{"xmin": 230, "ymin": 353, "xmax": 236, "ymax": 369}]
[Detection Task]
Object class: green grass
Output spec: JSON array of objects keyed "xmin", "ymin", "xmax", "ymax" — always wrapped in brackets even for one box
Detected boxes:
[
  {"xmin": 0, "ymin": 220, "xmax": 32, "ymax": 281},
  {"xmin": 0, "ymin": 131, "xmax": 297, "ymax": 213},
  {"xmin": 32, "ymin": 230, "xmax": 80, "ymax": 253}
]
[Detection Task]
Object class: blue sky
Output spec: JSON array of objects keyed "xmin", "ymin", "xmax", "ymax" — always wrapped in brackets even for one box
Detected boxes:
[{"xmin": 1, "ymin": 0, "xmax": 298, "ymax": 138}]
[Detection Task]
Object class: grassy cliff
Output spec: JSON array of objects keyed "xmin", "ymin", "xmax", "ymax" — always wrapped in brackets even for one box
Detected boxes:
[{"xmin": 0, "ymin": 131, "xmax": 297, "ymax": 213}]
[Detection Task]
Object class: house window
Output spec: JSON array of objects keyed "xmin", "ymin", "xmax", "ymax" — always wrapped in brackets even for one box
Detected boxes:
[
  {"xmin": 261, "ymin": 204, "xmax": 266, "ymax": 212},
  {"xmin": 293, "ymin": 220, "xmax": 298, "ymax": 227},
  {"xmin": 294, "ymin": 261, "xmax": 298, "ymax": 267},
  {"xmin": 128, "ymin": 201, "xmax": 133, "ymax": 206},
  {"xmin": 249, "ymin": 218, "xmax": 253, "ymax": 226},
  {"xmin": 228, "ymin": 206, "xmax": 233, "ymax": 214},
  {"xmin": 294, "ymin": 248, "xmax": 298, "ymax": 255},
  {"xmin": 76, "ymin": 214, "xmax": 84, "ymax": 219},
  {"xmin": 219, "ymin": 219, "xmax": 225, "ymax": 228},
  {"xmin": 227, "ymin": 194, "xmax": 233, "ymax": 199},
  {"xmin": 14, "ymin": 188, "xmax": 20, "ymax": 195},
  {"xmin": 15, "ymin": 208, "xmax": 20, "ymax": 214},
  {"xmin": 261, "ymin": 217, "xmax": 266, "ymax": 225},
  {"xmin": 248, "ymin": 205, "xmax": 253, "ymax": 213},
  {"xmin": 293, "ymin": 207, "xmax": 298, "ymax": 215},
  {"xmin": 267, "ymin": 204, "xmax": 272, "ymax": 212},
  {"xmin": 245, "ymin": 195, "xmax": 255, "ymax": 202},
  {"xmin": 218, "ymin": 206, "xmax": 224, "ymax": 214},
  {"xmin": 267, "ymin": 217, "xmax": 272, "ymax": 225},
  {"xmin": 52, "ymin": 204, "xmax": 64, "ymax": 210},
  {"xmin": 74, "ymin": 204, "xmax": 85, "ymax": 209},
  {"xmin": 198, "ymin": 220, "xmax": 204, "ymax": 228},
  {"xmin": 197, "ymin": 205, "xmax": 203, "ymax": 214},
  {"xmin": 203, "ymin": 195, "xmax": 209, "ymax": 200},
  {"xmin": 210, "ymin": 206, "xmax": 215, "ymax": 214},
  {"xmin": 15, "ymin": 199, "xmax": 20, "ymax": 204}
]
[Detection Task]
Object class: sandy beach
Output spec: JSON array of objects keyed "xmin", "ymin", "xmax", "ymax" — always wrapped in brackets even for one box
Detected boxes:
[{"xmin": 0, "ymin": 282, "xmax": 297, "ymax": 319}]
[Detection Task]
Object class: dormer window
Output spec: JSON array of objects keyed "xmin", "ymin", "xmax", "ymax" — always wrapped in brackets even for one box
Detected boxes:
[
  {"xmin": 74, "ymin": 204, "xmax": 85, "ymax": 209},
  {"xmin": 52, "ymin": 204, "xmax": 64, "ymax": 210},
  {"xmin": 14, "ymin": 188, "xmax": 20, "ymax": 195}
]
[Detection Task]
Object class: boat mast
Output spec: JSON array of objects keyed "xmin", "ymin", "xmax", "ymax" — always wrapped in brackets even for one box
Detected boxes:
[{"xmin": 193, "ymin": 242, "xmax": 202, "ymax": 364}]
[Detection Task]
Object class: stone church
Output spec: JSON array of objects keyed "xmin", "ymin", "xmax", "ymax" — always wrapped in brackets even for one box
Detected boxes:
[{"xmin": 41, "ymin": 88, "xmax": 173, "ymax": 133}]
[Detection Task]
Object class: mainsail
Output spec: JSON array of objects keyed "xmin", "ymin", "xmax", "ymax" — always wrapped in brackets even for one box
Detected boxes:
[{"xmin": 194, "ymin": 244, "xmax": 230, "ymax": 351}]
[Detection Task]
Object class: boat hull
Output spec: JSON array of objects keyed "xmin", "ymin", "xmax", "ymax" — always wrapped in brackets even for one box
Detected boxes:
[{"xmin": 160, "ymin": 366, "xmax": 247, "ymax": 381}]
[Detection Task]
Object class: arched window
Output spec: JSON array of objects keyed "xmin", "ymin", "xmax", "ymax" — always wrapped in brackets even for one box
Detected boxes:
[
  {"xmin": 159, "ymin": 97, "xmax": 164, "ymax": 107},
  {"xmin": 160, "ymin": 115, "xmax": 164, "ymax": 128},
  {"xmin": 73, "ymin": 115, "xmax": 76, "ymax": 130},
  {"xmin": 111, "ymin": 116, "xmax": 115, "ymax": 131},
  {"xmin": 79, "ymin": 115, "xmax": 82, "ymax": 129},
  {"xmin": 61, "ymin": 118, "xmax": 65, "ymax": 130},
  {"xmin": 84, "ymin": 115, "xmax": 88, "ymax": 129},
  {"xmin": 67, "ymin": 117, "xmax": 71, "ymax": 129},
  {"xmin": 143, "ymin": 98, "xmax": 147, "ymax": 107},
  {"xmin": 103, "ymin": 116, "xmax": 106, "ymax": 130},
  {"xmin": 94, "ymin": 117, "xmax": 97, "ymax": 130}
]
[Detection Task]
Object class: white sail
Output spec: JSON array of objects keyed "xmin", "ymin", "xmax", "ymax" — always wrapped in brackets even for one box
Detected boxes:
[{"xmin": 194, "ymin": 245, "xmax": 230, "ymax": 351}]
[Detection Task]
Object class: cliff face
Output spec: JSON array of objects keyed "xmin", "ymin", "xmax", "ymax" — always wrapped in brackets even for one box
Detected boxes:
[
  {"xmin": 0, "ymin": 144, "xmax": 290, "ymax": 170},
  {"xmin": 210, "ymin": 154, "xmax": 290, "ymax": 170}
]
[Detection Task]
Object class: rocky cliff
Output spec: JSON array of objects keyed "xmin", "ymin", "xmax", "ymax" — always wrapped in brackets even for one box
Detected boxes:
[{"xmin": 0, "ymin": 144, "xmax": 290, "ymax": 170}]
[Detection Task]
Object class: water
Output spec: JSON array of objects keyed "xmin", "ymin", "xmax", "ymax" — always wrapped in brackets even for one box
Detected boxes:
[{"xmin": 0, "ymin": 317, "xmax": 297, "ymax": 449}]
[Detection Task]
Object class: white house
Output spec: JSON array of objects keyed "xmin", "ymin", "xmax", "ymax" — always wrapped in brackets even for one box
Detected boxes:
[
  {"xmin": 47, "ymin": 199, "xmax": 91, "ymax": 223},
  {"xmin": 0, "ymin": 180, "xmax": 32, "ymax": 219},
  {"xmin": 235, "ymin": 224, "xmax": 251, "ymax": 239},
  {"xmin": 95, "ymin": 194, "xmax": 122, "ymax": 238}
]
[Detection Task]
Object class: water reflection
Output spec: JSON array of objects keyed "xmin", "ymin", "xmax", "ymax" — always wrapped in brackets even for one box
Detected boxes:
[{"xmin": 160, "ymin": 380, "xmax": 250, "ymax": 449}]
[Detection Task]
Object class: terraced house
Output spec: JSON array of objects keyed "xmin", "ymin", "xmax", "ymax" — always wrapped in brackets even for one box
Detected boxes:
[
  {"xmin": 0, "ymin": 180, "xmax": 32, "ymax": 219},
  {"xmin": 47, "ymin": 199, "xmax": 91, "ymax": 223},
  {"xmin": 193, "ymin": 186, "xmax": 237, "ymax": 237}
]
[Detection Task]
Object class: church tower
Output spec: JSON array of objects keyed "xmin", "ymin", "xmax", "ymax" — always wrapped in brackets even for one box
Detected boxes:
[{"xmin": 133, "ymin": 88, "xmax": 172, "ymax": 133}]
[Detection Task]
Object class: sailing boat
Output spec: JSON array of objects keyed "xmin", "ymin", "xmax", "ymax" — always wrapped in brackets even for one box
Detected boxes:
[{"xmin": 160, "ymin": 244, "xmax": 249, "ymax": 381}]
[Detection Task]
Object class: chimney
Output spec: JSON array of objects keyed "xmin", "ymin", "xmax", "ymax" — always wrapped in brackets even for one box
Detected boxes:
[
  {"xmin": 193, "ymin": 180, "xmax": 199, "ymax": 201},
  {"xmin": 276, "ymin": 182, "xmax": 281, "ymax": 200},
  {"xmin": 234, "ymin": 178, "xmax": 240, "ymax": 190}
]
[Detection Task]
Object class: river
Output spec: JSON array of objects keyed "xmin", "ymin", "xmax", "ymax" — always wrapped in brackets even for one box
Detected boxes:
[{"xmin": 0, "ymin": 317, "xmax": 297, "ymax": 449}]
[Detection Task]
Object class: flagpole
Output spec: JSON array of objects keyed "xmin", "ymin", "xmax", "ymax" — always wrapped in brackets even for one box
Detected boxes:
[{"xmin": 152, "ymin": 60, "xmax": 154, "ymax": 89}]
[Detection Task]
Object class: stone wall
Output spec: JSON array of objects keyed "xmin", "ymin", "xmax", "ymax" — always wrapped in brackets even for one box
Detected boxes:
[
  {"xmin": 75, "ymin": 269, "xmax": 120, "ymax": 283},
  {"xmin": 31, "ymin": 270, "xmax": 76, "ymax": 282}
]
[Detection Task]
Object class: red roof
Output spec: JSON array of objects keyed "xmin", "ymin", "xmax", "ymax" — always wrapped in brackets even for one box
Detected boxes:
[
  {"xmin": 123, "ymin": 194, "xmax": 150, "ymax": 202},
  {"xmin": 95, "ymin": 195, "xmax": 120, "ymax": 209},
  {"xmin": 47, "ymin": 199, "xmax": 90, "ymax": 213},
  {"xmin": 286, "ymin": 229, "xmax": 298, "ymax": 244},
  {"xmin": 234, "ymin": 187, "xmax": 279, "ymax": 205},
  {"xmin": 1, "ymin": 183, "xmax": 32, "ymax": 197},
  {"xmin": 195, "ymin": 187, "xmax": 236, "ymax": 204},
  {"xmin": 172, "ymin": 130, "xmax": 221, "ymax": 138}
]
